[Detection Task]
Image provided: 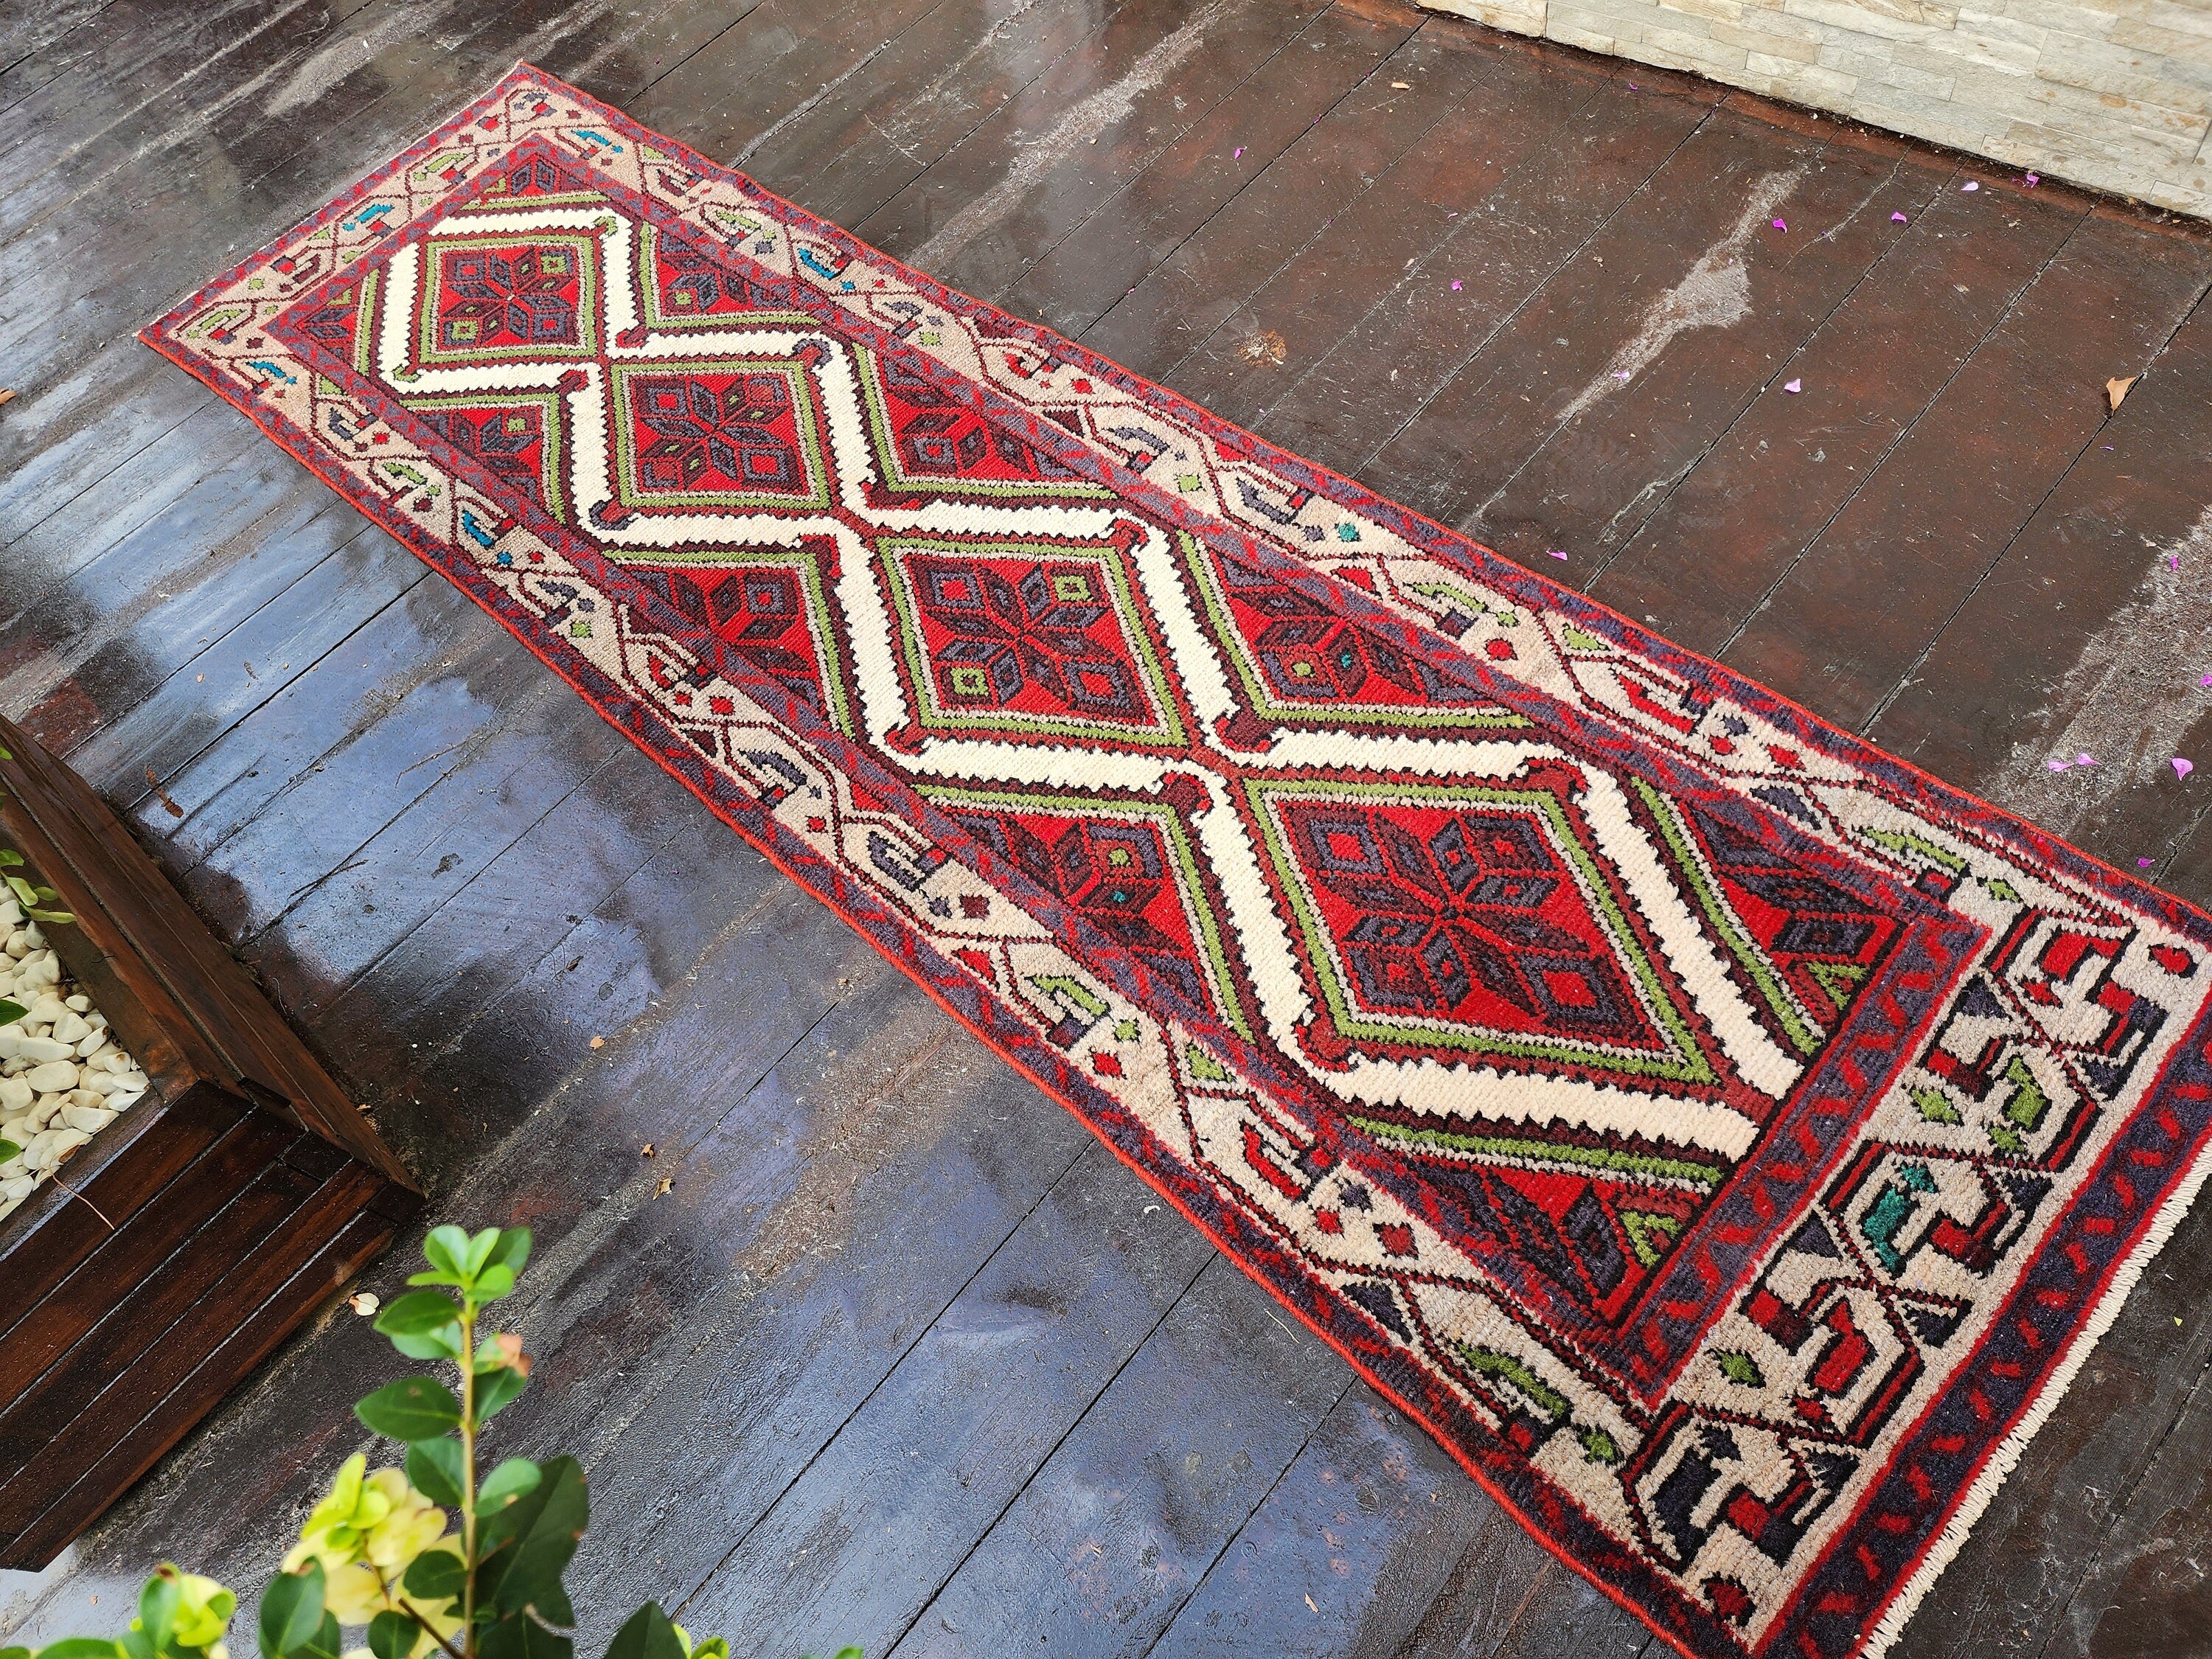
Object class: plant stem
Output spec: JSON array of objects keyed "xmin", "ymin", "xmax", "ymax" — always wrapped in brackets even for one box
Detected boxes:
[
  {"xmin": 460, "ymin": 1301, "xmax": 479, "ymax": 1659},
  {"xmin": 398, "ymin": 1599, "xmax": 467, "ymax": 1659}
]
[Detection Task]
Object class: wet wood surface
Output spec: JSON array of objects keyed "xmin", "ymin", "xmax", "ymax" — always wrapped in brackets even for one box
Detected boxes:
[{"xmin": 4, "ymin": 0, "xmax": 2211, "ymax": 1653}]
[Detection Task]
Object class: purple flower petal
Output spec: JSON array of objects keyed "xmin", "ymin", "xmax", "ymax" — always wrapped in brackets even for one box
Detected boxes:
[
  {"xmin": 1962, "ymin": 180, "xmax": 1980, "ymax": 192},
  {"xmin": 1891, "ymin": 212, "xmax": 1908, "ymax": 223},
  {"xmin": 2140, "ymin": 858, "xmax": 2157, "ymax": 868},
  {"xmin": 1784, "ymin": 378, "xmax": 1801, "ymax": 393},
  {"xmin": 1548, "ymin": 549, "xmax": 1568, "ymax": 560},
  {"xmin": 1772, "ymin": 218, "xmax": 1787, "ymax": 231},
  {"xmin": 2177, "ymin": 758, "xmax": 2197, "ymax": 779}
]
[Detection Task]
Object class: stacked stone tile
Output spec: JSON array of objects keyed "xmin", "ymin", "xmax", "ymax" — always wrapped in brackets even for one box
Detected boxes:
[{"xmin": 1424, "ymin": 0, "xmax": 2212, "ymax": 218}]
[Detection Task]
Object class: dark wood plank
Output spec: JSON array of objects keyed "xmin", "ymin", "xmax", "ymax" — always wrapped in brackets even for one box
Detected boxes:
[
  {"xmin": 1864, "ymin": 287, "xmax": 2212, "ymax": 876},
  {"xmin": 0, "ymin": 1111, "xmax": 298, "ymax": 1389},
  {"xmin": 1074, "ymin": 16, "xmax": 1532, "ymax": 381},
  {"xmin": 0, "ymin": 1146, "xmax": 321, "ymax": 1467},
  {"xmin": 1461, "ymin": 126, "xmax": 1944, "ymax": 573},
  {"xmin": 1352, "ymin": 99, "xmax": 1851, "ymax": 525},
  {"xmin": 849, "ymin": 0, "xmax": 1336, "ymax": 285},
  {"xmin": 61, "ymin": 526, "xmax": 426, "ymax": 802},
  {"xmin": 888, "ymin": 1253, "xmax": 1346, "ymax": 1658},
  {"xmin": 1585, "ymin": 168, "xmax": 2087, "ymax": 658},
  {"xmin": 1001, "ymin": 0, "xmax": 1425, "ymax": 341},
  {"xmin": 1722, "ymin": 211, "xmax": 2212, "ymax": 731},
  {"xmin": 0, "ymin": 1085, "xmax": 245, "ymax": 1332},
  {"xmin": 669, "ymin": 1138, "xmax": 1215, "ymax": 1654},
  {"xmin": 0, "ymin": 0, "xmax": 118, "ymax": 93},
  {"xmin": 1147, "ymin": 1385, "xmax": 1526, "ymax": 1657},
  {"xmin": 733, "ymin": 0, "xmax": 1151, "ymax": 234},
  {"xmin": 1157, "ymin": 60, "xmax": 1692, "ymax": 451},
  {"xmin": 0, "ymin": 716, "xmax": 412, "ymax": 1182},
  {"xmin": 1, "ymin": 1187, "xmax": 394, "ymax": 1567}
]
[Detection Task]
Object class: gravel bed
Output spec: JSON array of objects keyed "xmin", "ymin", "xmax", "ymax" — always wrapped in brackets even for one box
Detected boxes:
[{"xmin": 0, "ymin": 896, "xmax": 150, "ymax": 1225}]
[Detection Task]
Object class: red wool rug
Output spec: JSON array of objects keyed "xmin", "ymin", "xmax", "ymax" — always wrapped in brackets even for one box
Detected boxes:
[{"xmin": 145, "ymin": 66, "xmax": 2212, "ymax": 1659}]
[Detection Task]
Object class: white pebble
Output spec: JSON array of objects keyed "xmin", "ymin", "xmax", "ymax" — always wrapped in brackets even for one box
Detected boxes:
[
  {"xmin": 63, "ymin": 994, "xmax": 88, "ymax": 1012},
  {"xmin": 51, "ymin": 1011, "xmax": 87, "ymax": 1043},
  {"xmin": 25, "ymin": 1060, "xmax": 78, "ymax": 1093},
  {"xmin": 1, "ymin": 1174, "xmax": 32, "ymax": 1202},
  {"xmin": 60, "ymin": 1102, "xmax": 114, "ymax": 1134},
  {"xmin": 76, "ymin": 1030, "xmax": 108, "ymax": 1060},
  {"xmin": 0, "ymin": 1077, "xmax": 26, "ymax": 1112}
]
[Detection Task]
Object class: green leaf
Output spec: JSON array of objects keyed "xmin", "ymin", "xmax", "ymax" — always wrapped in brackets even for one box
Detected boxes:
[
  {"xmin": 480, "ymin": 1458, "xmax": 543, "ymax": 1511},
  {"xmin": 366, "ymin": 1613, "xmax": 416, "ymax": 1659},
  {"xmin": 309, "ymin": 1613, "xmax": 341, "ymax": 1659},
  {"xmin": 476, "ymin": 1456, "xmax": 586, "ymax": 1622},
  {"xmin": 355, "ymin": 1377, "xmax": 462, "ymax": 1443},
  {"xmin": 138, "ymin": 1572, "xmax": 181, "ymax": 1652},
  {"xmin": 470, "ymin": 1262, "xmax": 515, "ymax": 1303},
  {"xmin": 6, "ymin": 875, "xmax": 37, "ymax": 907},
  {"xmin": 475, "ymin": 1363, "xmax": 528, "ymax": 1421},
  {"xmin": 32, "ymin": 1642, "xmax": 125, "ymax": 1659},
  {"xmin": 1, "ymin": 1644, "xmax": 31, "ymax": 1659},
  {"xmin": 0, "ymin": 1139, "xmax": 19, "ymax": 1165},
  {"xmin": 378, "ymin": 1290, "xmax": 465, "ymax": 1360},
  {"xmin": 462, "ymin": 1227, "xmax": 501, "ymax": 1278},
  {"xmin": 375, "ymin": 1290, "xmax": 463, "ymax": 1337},
  {"xmin": 0, "ymin": 849, "xmax": 20, "ymax": 866},
  {"xmin": 603, "ymin": 1605, "xmax": 686, "ymax": 1659},
  {"xmin": 476, "ymin": 1617, "xmax": 570, "ymax": 1659},
  {"xmin": 389, "ymin": 1324, "xmax": 465, "ymax": 1363},
  {"xmin": 422, "ymin": 1225, "xmax": 473, "ymax": 1281},
  {"xmin": 257, "ymin": 1565, "xmax": 325, "ymax": 1659},
  {"xmin": 487, "ymin": 1228, "xmax": 532, "ymax": 1278},
  {"xmin": 0, "ymin": 998, "xmax": 25, "ymax": 1027},
  {"xmin": 405, "ymin": 1439, "xmax": 465, "ymax": 1509},
  {"xmin": 402, "ymin": 1551, "xmax": 466, "ymax": 1604}
]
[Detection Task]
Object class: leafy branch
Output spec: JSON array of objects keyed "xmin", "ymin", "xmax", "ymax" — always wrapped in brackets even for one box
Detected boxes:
[{"xmin": 0, "ymin": 1226, "xmax": 856, "ymax": 1659}]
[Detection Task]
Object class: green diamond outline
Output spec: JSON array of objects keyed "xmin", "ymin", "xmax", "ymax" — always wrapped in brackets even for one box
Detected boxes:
[
  {"xmin": 1177, "ymin": 531, "xmax": 1529, "ymax": 733},
  {"xmin": 412, "ymin": 228, "xmax": 603, "ymax": 369},
  {"xmin": 1243, "ymin": 773, "xmax": 1719, "ymax": 1085},
  {"xmin": 606, "ymin": 355, "xmax": 835, "ymax": 515},
  {"xmin": 608, "ymin": 543, "xmax": 858, "ymax": 737},
  {"xmin": 400, "ymin": 387, "xmax": 572, "ymax": 524},
  {"xmin": 874, "ymin": 532, "xmax": 1188, "ymax": 748},
  {"xmin": 852, "ymin": 347, "xmax": 1116, "ymax": 504},
  {"xmin": 915, "ymin": 782, "xmax": 1251, "ymax": 1040},
  {"xmin": 632, "ymin": 221, "xmax": 817, "ymax": 335}
]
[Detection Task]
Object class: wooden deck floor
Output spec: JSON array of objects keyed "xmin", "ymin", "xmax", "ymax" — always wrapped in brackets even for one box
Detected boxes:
[{"xmin": 4, "ymin": 1, "xmax": 2212, "ymax": 1653}]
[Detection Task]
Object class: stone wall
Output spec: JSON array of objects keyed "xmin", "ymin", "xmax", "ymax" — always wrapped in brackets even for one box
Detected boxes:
[{"xmin": 1419, "ymin": 0, "xmax": 2212, "ymax": 216}]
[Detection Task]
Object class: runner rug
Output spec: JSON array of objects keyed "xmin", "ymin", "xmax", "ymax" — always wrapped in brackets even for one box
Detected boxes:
[{"xmin": 143, "ymin": 65, "xmax": 2212, "ymax": 1659}]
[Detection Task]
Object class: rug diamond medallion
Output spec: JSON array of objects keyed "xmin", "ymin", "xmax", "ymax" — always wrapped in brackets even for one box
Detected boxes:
[{"xmin": 145, "ymin": 67, "xmax": 2212, "ymax": 1659}]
